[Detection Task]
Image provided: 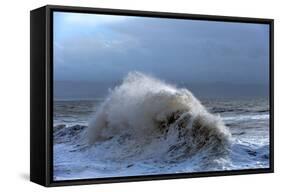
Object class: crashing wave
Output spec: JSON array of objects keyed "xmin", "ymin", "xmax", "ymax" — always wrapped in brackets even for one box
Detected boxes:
[{"xmin": 87, "ymin": 72, "xmax": 231, "ymax": 167}]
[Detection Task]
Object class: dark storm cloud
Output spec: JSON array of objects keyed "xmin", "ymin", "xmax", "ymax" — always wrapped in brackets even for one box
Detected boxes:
[{"xmin": 53, "ymin": 12, "xmax": 269, "ymax": 99}]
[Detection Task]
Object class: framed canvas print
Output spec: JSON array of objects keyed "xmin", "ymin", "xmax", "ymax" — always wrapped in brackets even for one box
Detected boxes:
[{"xmin": 30, "ymin": 5, "xmax": 274, "ymax": 187}]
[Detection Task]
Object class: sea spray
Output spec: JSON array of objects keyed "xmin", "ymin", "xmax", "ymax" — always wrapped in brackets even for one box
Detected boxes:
[{"xmin": 87, "ymin": 72, "xmax": 231, "ymax": 165}]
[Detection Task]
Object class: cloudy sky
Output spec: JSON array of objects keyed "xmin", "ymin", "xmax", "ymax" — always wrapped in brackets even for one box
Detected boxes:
[{"xmin": 53, "ymin": 11, "xmax": 270, "ymax": 99}]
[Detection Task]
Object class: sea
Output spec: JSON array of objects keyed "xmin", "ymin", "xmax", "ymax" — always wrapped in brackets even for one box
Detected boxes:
[{"xmin": 53, "ymin": 73, "xmax": 270, "ymax": 181}]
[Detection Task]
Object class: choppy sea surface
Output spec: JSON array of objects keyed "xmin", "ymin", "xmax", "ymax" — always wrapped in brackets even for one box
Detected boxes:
[
  {"xmin": 53, "ymin": 74, "xmax": 270, "ymax": 181},
  {"xmin": 53, "ymin": 97, "xmax": 269, "ymax": 181}
]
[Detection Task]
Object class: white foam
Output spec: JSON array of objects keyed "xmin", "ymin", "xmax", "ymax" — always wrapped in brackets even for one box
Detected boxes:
[
  {"xmin": 87, "ymin": 72, "xmax": 231, "ymax": 163},
  {"xmin": 223, "ymin": 114, "xmax": 269, "ymax": 121}
]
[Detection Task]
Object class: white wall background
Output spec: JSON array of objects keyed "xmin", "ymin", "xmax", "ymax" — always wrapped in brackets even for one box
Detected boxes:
[{"xmin": 0, "ymin": 0, "xmax": 279, "ymax": 190}]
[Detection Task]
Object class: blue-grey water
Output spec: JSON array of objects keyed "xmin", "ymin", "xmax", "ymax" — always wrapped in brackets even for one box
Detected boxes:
[{"xmin": 53, "ymin": 97, "xmax": 269, "ymax": 181}]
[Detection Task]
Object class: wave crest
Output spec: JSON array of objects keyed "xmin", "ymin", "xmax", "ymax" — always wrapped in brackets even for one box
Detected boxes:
[{"xmin": 88, "ymin": 72, "xmax": 231, "ymax": 164}]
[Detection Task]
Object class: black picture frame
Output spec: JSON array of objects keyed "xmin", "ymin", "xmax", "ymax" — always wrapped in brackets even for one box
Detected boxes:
[{"xmin": 30, "ymin": 4, "xmax": 274, "ymax": 187}]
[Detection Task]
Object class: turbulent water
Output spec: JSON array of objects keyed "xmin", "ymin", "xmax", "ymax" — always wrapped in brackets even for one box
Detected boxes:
[{"xmin": 53, "ymin": 72, "xmax": 270, "ymax": 181}]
